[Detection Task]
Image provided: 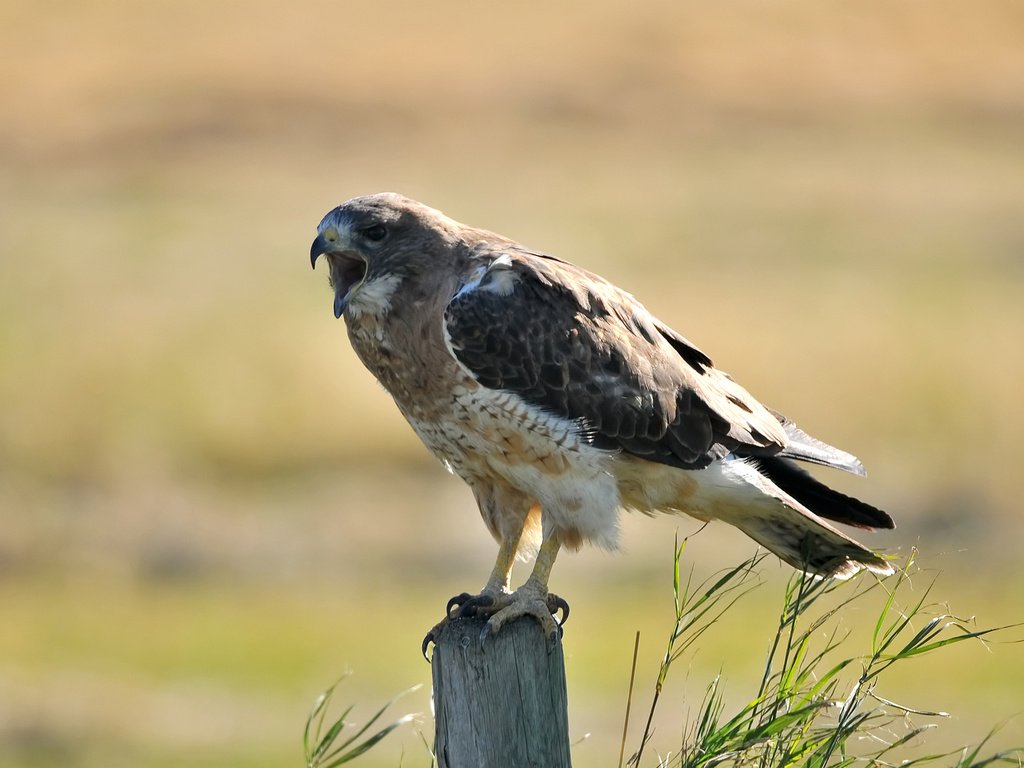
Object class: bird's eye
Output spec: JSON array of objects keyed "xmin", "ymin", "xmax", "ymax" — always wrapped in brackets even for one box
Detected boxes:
[{"xmin": 360, "ymin": 224, "xmax": 387, "ymax": 242}]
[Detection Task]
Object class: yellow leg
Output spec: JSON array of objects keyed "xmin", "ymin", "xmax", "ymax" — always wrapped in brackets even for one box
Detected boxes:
[
  {"xmin": 424, "ymin": 521, "xmax": 568, "ymax": 656},
  {"xmin": 521, "ymin": 535, "xmax": 561, "ymax": 593},
  {"xmin": 470, "ymin": 535, "xmax": 567, "ymax": 644},
  {"xmin": 483, "ymin": 534, "xmax": 521, "ymax": 594}
]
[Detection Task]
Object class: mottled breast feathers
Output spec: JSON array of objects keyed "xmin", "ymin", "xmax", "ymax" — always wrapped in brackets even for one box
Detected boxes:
[{"xmin": 443, "ymin": 247, "xmax": 788, "ymax": 470}]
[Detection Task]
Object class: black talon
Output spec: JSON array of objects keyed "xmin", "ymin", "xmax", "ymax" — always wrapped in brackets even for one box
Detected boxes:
[
  {"xmin": 421, "ymin": 629, "xmax": 436, "ymax": 661},
  {"xmin": 446, "ymin": 592, "xmax": 472, "ymax": 616},
  {"xmin": 456, "ymin": 593, "xmax": 494, "ymax": 618},
  {"xmin": 549, "ymin": 595, "xmax": 570, "ymax": 626}
]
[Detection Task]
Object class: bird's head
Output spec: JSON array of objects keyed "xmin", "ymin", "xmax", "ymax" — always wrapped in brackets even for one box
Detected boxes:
[{"xmin": 310, "ymin": 192, "xmax": 462, "ymax": 319}]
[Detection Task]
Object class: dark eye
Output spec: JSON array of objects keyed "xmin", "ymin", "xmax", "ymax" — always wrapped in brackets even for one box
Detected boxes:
[{"xmin": 360, "ymin": 223, "xmax": 387, "ymax": 242}]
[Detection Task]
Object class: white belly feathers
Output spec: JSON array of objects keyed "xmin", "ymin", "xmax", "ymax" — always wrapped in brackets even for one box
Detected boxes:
[{"xmin": 407, "ymin": 384, "xmax": 622, "ymax": 551}]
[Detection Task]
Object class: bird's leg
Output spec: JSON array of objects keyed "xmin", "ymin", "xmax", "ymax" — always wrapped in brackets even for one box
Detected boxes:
[
  {"xmin": 444, "ymin": 533, "xmax": 520, "ymax": 617},
  {"xmin": 421, "ymin": 534, "xmax": 569, "ymax": 657},
  {"xmin": 422, "ymin": 523, "xmax": 525, "ymax": 659},
  {"xmin": 478, "ymin": 535, "xmax": 569, "ymax": 646}
]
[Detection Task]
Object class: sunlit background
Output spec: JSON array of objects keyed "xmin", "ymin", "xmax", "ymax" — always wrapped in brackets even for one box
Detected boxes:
[{"xmin": 2, "ymin": 1, "xmax": 1023, "ymax": 766}]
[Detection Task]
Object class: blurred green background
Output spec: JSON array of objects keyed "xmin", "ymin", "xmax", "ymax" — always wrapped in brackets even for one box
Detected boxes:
[{"xmin": 2, "ymin": 1, "xmax": 1023, "ymax": 766}]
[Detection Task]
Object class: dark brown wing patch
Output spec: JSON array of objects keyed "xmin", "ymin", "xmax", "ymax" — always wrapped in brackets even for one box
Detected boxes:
[
  {"xmin": 444, "ymin": 250, "xmax": 773, "ymax": 470},
  {"xmin": 655, "ymin": 322, "xmax": 713, "ymax": 374}
]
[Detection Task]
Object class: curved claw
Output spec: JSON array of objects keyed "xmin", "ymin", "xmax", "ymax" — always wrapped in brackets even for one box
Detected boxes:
[
  {"xmin": 548, "ymin": 594, "xmax": 570, "ymax": 626},
  {"xmin": 479, "ymin": 621, "xmax": 493, "ymax": 646},
  {"xmin": 456, "ymin": 593, "xmax": 495, "ymax": 618},
  {"xmin": 429, "ymin": 589, "xmax": 569, "ymax": 656},
  {"xmin": 421, "ymin": 628, "xmax": 436, "ymax": 661},
  {"xmin": 445, "ymin": 592, "xmax": 473, "ymax": 617}
]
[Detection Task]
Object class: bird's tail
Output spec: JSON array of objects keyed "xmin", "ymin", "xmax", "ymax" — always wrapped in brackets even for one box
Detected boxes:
[
  {"xmin": 734, "ymin": 507, "xmax": 895, "ymax": 579},
  {"xmin": 721, "ymin": 460, "xmax": 895, "ymax": 579},
  {"xmin": 749, "ymin": 456, "xmax": 895, "ymax": 531}
]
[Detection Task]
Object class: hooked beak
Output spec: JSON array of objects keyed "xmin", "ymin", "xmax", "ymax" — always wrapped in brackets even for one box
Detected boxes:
[
  {"xmin": 310, "ymin": 233, "xmax": 330, "ymax": 270},
  {"xmin": 310, "ymin": 228, "xmax": 367, "ymax": 319}
]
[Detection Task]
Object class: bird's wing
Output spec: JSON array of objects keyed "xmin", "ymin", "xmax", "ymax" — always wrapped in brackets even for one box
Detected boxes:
[
  {"xmin": 443, "ymin": 247, "xmax": 787, "ymax": 470},
  {"xmin": 768, "ymin": 410, "xmax": 866, "ymax": 476}
]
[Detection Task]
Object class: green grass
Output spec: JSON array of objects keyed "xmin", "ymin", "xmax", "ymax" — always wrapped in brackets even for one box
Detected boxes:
[
  {"xmin": 2, "ymin": 500, "xmax": 1022, "ymax": 767},
  {"xmin": 303, "ymin": 676, "xmax": 422, "ymax": 768},
  {"xmin": 286, "ymin": 545, "xmax": 1023, "ymax": 768},
  {"xmin": 620, "ymin": 545, "xmax": 1023, "ymax": 767}
]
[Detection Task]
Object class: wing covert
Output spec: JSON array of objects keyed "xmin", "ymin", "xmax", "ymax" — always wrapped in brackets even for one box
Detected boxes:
[{"xmin": 443, "ymin": 249, "xmax": 785, "ymax": 469}]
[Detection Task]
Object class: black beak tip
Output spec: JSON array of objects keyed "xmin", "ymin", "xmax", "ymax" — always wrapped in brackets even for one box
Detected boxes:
[{"xmin": 310, "ymin": 239, "xmax": 322, "ymax": 270}]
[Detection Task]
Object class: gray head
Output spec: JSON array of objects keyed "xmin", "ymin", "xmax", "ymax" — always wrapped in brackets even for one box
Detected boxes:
[{"xmin": 310, "ymin": 193, "xmax": 463, "ymax": 318}]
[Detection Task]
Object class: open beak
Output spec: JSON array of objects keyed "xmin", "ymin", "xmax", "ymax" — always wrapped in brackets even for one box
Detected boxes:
[
  {"xmin": 310, "ymin": 233, "xmax": 330, "ymax": 270},
  {"xmin": 310, "ymin": 230, "xmax": 367, "ymax": 319}
]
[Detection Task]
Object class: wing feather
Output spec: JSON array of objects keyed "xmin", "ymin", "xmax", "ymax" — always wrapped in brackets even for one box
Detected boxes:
[{"xmin": 443, "ymin": 248, "xmax": 787, "ymax": 470}]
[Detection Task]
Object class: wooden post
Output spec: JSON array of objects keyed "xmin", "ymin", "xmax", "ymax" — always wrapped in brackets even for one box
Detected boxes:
[{"xmin": 431, "ymin": 615, "xmax": 572, "ymax": 768}]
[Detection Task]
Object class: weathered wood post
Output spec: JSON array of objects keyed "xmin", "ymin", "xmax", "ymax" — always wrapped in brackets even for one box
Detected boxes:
[{"xmin": 431, "ymin": 615, "xmax": 572, "ymax": 768}]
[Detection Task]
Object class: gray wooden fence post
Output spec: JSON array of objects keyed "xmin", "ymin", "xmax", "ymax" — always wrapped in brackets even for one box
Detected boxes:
[{"xmin": 431, "ymin": 615, "xmax": 572, "ymax": 768}]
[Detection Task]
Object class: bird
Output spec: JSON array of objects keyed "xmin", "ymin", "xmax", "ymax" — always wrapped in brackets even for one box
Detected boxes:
[{"xmin": 309, "ymin": 192, "xmax": 895, "ymax": 647}]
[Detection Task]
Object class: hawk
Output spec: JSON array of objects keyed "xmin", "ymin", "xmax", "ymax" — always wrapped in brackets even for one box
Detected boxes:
[{"xmin": 309, "ymin": 193, "xmax": 894, "ymax": 646}]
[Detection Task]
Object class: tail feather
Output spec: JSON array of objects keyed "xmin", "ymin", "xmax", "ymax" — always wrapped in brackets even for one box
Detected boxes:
[
  {"xmin": 739, "ymin": 509, "xmax": 895, "ymax": 579},
  {"xmin": 721, "ymin": 459, "xmax": 895, "ymax": 579},
  {"xmin": 750, "ymin": 456, "xmax": 894, "ymax": 531}
]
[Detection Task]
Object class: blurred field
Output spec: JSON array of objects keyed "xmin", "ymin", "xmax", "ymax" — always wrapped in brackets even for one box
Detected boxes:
[{"xmin": 2, "ymin": 1, "xmax": 1023, "ymax": 766}]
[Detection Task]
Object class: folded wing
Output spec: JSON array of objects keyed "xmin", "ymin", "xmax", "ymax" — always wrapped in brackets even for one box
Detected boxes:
[{"xmin": 443, "ymin": 247, "xmax": 788, "ymax": 470}]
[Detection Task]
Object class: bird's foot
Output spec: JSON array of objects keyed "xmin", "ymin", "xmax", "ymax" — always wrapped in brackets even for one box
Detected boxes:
[
  {"xmin": 421, "ymin": 586, "xmax": 569, "ymax": 658},
  {"xmin": 475, "ymin": 587, "xmax": 569, "ymax": 648},
  {"xmin": 421, "ymin": 586, "xmax": 507, "ymax": 659}
]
